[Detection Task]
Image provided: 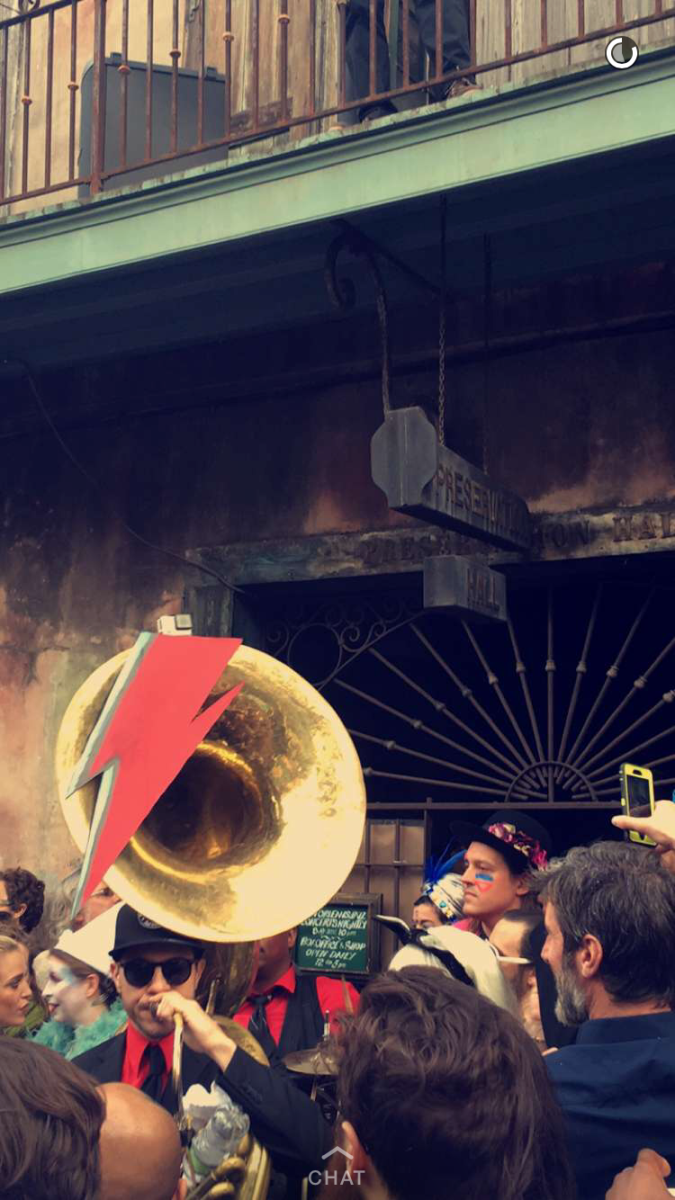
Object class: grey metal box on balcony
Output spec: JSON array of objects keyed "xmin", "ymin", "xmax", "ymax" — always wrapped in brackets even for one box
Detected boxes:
[{"xmin": 78, "ymin": 55, "xmax": 232, "ymax": 193}]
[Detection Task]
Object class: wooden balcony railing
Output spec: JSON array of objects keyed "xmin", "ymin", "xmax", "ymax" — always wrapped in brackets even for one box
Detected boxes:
[{"xmin": 0, "ymin": 0, "xmax": 673, "ymax": 211}]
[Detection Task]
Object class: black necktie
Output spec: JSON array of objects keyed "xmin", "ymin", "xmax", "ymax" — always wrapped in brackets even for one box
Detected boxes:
[
  {"xmin": 248, "ymin": 992, "xmax": 279, "ymax": 1061},
  {"xmin": 140, "ymin": 1042, "xmax": 166, "ymax": 1102}
]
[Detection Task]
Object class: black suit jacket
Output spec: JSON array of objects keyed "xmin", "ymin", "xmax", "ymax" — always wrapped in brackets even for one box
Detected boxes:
[{"xmin": 73, "ymin": 1032, "xmax": 332, "ymax": 1178}]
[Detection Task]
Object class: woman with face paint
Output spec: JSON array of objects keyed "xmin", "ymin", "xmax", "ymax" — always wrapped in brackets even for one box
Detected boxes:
[
  {"xmin": 452, "ymin": 810, "xmax": 552, "ymax": 939},
  {"xmin": 33, "ymin": 905, "xmax": 125, "ymax": 1061}
]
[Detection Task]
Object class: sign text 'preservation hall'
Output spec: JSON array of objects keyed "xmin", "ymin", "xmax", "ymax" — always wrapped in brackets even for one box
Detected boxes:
[{"xmin": 371, "ymin": 407, "xmax": 531, "ymax": 553}]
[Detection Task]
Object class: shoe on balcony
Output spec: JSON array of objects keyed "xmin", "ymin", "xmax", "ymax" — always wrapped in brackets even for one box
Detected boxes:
[
  {"xmin": 445, "ymin": 78, "xmax": 482, "ymax": 99},
  {"xmin": 359, "ymin": 102, "xmax": 398, "ymax": 123}
]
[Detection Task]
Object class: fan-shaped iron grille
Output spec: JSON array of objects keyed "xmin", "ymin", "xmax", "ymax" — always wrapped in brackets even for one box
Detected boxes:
[{"xmin": 263, "ymin": 576, "xmax": 675, "ymax": 808}]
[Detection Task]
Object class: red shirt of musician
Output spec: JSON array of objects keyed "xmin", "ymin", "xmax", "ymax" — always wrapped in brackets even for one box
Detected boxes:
[
  {"xmin": 121, "ymin": 1019, "xmax": 173, "ymax": 1091},
  {"xmin": 233, "ymin": 930, "xmax": 359, "ymax": 1046}
]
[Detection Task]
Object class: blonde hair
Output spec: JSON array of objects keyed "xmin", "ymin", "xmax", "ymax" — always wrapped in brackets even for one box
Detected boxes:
[
  {"xmin": 0, "ymin": 932, "xmax": 46, "ymax": 1023},
  {"xmin": 0, "ymin": 932, "xmax": 28, "ymax": 960}
]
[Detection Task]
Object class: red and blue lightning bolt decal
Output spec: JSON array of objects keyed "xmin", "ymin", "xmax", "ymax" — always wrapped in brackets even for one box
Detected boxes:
[{"xmin": 67, "ymin": 633, "xmax": 243, "ymax": 918}]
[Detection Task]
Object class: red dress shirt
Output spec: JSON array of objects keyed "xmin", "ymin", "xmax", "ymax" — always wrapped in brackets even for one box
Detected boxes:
[
  {"xmin": 233, "ymin": 964, "xmax": 359, "ymax": 1044},
  {"xmin": 121, "ymin": 1020, "xmax": 174, "ymax": 1091}
]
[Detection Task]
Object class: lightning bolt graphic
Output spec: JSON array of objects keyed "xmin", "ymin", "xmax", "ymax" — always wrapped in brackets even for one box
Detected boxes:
[{"xmin": 67, "ymin": 633, "xmax": 243, "ymax": 918}]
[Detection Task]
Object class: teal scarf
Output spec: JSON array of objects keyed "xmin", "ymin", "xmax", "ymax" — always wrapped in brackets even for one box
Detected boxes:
[{"xmin": 32, "ymin": 999, "xmax": 126, "ymax": 1059}]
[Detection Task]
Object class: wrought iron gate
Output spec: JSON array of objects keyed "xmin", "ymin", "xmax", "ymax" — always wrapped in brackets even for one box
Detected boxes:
[{"xmin": 256, "ymin": 574, "xmax": 675, "ymax": 816}]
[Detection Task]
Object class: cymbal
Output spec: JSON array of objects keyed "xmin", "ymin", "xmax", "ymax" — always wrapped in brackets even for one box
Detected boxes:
[{"xmin": 283, "ymin": 1046, "xmax": 339, "ymax": 1077}]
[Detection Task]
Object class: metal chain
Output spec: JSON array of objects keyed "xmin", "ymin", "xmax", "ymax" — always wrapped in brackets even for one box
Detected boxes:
[
  {"xmin": 438, "ymin": 195, "xmax": 447, "ymax": 446},
  {"xmin": 370, "ymin": 256, "xmax": 391, "ymax": 415}
]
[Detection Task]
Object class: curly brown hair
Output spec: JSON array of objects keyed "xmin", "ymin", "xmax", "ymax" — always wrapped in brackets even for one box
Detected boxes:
[{"xmin": 0, "ymin": 868, "xmax": 45, "ymax": 933}]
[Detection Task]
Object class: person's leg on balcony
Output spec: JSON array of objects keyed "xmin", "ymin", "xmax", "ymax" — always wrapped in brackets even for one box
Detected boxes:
[
  {"xmin": 415, "ymin": 0, "xmax": 479, "ymax": 98},
  {"xmin": 343, "ymin": 0, "xmax": 397, "ymax": 122}
]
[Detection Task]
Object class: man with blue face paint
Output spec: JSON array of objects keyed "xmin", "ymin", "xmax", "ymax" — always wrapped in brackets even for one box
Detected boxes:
[{"xmin": 451, "ymin": 809, "xmax": 552, "ymax": 938}]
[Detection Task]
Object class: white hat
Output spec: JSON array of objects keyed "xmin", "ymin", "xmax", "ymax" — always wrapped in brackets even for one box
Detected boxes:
[
  {"xmin": 53, "ymin": 902, "xmax": 123, "ymax": 977},
  {"xmin": 389, "ymin": 925, "xmax": 519, "ymax": 1017}
]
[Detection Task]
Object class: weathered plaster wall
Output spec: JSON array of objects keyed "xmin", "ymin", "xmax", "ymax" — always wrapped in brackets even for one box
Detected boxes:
[
  {"xmin": 1, "ymin": 317, "xmax": 675, "ymax": 883},
  {"xmin": 0, "ymin": 380, "xmax": 403, "ymax": 879},
  {"xmin": 482, "ymin": 330, "xmax": 675, "ymax": 512}
]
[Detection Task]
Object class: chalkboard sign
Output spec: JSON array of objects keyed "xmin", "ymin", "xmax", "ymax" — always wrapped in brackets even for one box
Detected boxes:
[{"xmin": 295, "ymin": 893, "xmax": 382, "ymax": 978}]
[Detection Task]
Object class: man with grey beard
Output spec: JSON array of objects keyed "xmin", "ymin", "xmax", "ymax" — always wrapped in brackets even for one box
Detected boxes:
[{"xmin": 540, "ymin": 842, "xmax": 675, "ymax": 1200}]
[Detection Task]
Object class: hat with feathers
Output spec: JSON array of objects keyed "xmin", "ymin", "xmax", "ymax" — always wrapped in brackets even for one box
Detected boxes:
[{"xmin": 420, "ymin": 847, "xmax": 465, "ymax": 920}]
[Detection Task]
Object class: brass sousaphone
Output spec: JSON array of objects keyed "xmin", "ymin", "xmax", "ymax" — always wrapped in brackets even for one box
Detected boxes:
[{"xmin": 56, "ymin": 642, "xmax": 366, "ymax": 1199}]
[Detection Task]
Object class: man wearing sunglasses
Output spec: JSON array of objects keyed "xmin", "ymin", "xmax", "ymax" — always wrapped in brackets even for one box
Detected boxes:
[{"xmin": 73, "ymin": 905, "xmax": 332, "ymax": 1192}]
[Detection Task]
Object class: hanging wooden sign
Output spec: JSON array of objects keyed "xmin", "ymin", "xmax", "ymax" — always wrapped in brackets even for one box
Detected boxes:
[
  {"xmin": 371, "ymin": 407, "xmax": 531, "ymax": 552},
  {"xmin": 424, "ymin": 556, "xmax": 507, "ymax": 623}
]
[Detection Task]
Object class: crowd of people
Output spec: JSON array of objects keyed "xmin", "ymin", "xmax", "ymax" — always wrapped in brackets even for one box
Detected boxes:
[{"xmin": 1, "ymin": 799, "xmax": 675, "ymax": 1199}]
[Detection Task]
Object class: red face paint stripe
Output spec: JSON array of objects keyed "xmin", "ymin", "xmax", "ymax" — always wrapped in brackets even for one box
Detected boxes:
[{"xmin": 475, "ymin": 872, "xmax": 495, "ymax": 892}]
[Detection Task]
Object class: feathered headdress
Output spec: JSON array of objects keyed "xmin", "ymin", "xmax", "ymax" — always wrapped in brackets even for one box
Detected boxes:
[{"xmin": 421, "ymin": 845, "xmax": 465, "ymax": 920}]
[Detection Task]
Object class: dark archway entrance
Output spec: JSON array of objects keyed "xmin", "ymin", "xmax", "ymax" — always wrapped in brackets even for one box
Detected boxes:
[{"xmin": 241, "ymin": 566, "xmax": 675, "ymax": 869}]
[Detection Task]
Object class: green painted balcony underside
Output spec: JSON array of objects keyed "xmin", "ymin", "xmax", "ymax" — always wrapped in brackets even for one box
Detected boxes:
[{"xmin": 0, "ymin": 47, "xmax": 673, "ymax": 367}]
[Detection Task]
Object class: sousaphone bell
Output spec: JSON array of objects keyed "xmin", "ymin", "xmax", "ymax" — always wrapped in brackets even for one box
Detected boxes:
[
  {"xmin": 56, "ymin": 643, "xmax": 366, "ymax": 944},
  {"xmin": 56, "ymin": 641, "xmax": 366, "ymax": 1198}
]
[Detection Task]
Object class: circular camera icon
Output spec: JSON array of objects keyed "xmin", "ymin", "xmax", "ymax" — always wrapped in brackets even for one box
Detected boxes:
[{"xmin": 605, "ymin": 36, "xmax": 639, "ymax": 70}]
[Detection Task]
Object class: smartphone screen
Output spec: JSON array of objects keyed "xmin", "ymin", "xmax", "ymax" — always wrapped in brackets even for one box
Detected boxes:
[{"xmin": 625, "ymin": 773, "xmax": 652, "ymax": 813}]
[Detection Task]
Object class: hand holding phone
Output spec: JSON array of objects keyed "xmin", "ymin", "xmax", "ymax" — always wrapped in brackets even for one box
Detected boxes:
[{"xmin": 612, "ymin": 799, "xmax": 675, "ymax": 858}]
